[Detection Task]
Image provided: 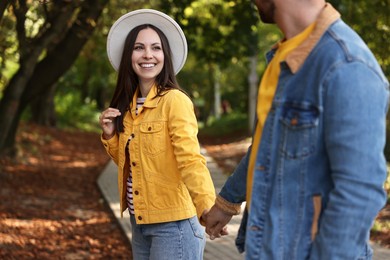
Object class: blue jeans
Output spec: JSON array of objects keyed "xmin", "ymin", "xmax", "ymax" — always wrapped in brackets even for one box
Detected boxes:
[{"xmin": 130, "ymin": 215, "xmax": 206, "ymax": 260}]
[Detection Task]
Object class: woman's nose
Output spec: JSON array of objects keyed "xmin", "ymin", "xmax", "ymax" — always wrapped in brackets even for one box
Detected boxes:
[{"xmin": 143, "ymin": 48, "xmax": 153, "ymax": 59}]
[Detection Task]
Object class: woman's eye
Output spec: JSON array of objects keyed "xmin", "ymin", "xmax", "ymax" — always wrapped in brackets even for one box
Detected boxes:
[
  {"xmin": 153, "ymin": 46, "xmax": 162, "ymax": 50},
  {"xmin": 134, "ymin": 46, "xmax": 143, "ymax": 50}
]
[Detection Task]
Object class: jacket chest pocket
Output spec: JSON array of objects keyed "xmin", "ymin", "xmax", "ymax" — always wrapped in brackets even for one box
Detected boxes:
[
  {"xmin": 279, "ymin": 103, "xmax": 319, "ymax": 159},
  {"xmin": 140, "ymin": 122, "xmax": 166, "ymax": 156}
]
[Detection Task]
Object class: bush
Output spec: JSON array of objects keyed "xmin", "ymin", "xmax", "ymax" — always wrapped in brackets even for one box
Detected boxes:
[
  {"xmin": 55, "ymin": 92, "xmax": 101, "ymax": 132},
  {"xmin": 198, "ymin": 112, "xmax": 250, "ymax": 144}
]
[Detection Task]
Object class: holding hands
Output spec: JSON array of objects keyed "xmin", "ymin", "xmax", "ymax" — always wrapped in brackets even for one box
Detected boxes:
[{"xmin": 202, "ymin": 205, "xmax": 233, "ymax": 240}]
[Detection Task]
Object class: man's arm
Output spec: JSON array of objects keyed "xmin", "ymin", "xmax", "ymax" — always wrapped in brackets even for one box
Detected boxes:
[
  {"xmin": 204, "ymin": 148, "xmax": 251, "ymax": 238},
  {"xmin": 310, "ymin": 62, "xmax": 389, "ymax": 259}
]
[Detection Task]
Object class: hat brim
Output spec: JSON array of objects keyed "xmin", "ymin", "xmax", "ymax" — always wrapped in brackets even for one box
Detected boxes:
[{"xmin": 107, "ymin": 9, "xmax": 187, "ymax": 75}]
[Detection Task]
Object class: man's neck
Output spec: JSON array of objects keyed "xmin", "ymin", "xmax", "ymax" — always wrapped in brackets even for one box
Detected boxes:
[{"xmin": 277, "ymin": 1, "xmax": 326, "ymax": 39}]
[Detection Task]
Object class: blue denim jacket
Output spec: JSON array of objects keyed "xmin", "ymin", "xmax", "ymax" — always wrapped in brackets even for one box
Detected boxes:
[{"xmin": 220, "ymin": 4, "xmax": 389, "ymax": 259}]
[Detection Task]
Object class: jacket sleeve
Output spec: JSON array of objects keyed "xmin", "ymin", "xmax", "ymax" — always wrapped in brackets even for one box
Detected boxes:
[
  {"xmin": 218, "ymin": 146, "xmax": 251, "ymax": 205},
  {"xmin": 100, "ymin": 134, "xmax": 120, "ymax": 165},
  {"xmin": 213, "ymin": 147, "xmax": 251, "ymax": 216},
  {"xmin": 310, "ymin": 62, "xmax": 389, "ymax": 259},
  {"xmin": 166, "ymin": 91, "xmax": 216, "ymax": 219}
]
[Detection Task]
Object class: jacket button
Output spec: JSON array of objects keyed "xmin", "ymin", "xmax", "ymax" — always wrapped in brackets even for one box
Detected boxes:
[
  {"xmin": 148, "ymin": 127, "xmax": 152, "ymax": 131},
  {"xmin": 138, "ymin": 216, "xmax": 142, "ymax": 221},
  {"xmin": 132, "ymin": 162, "xmax": 136, "ymax": 166},
  {"xmin": 250, "ymin": 225, "xmax": 261, "ymax": 231},
  {"xmin": 134, "ymin": 191, "xmax": 139, "ymax": 195},
  {"xmin": 290, "ymin": 117, "xmax": 298, "ymax": 126},
  {"xmin": 131, "ymin": 133, "xmax": 135, "ymax": 138},
  {"xmin": 256, "ymin": 165, "xmax": 266, "ymax": 171}
]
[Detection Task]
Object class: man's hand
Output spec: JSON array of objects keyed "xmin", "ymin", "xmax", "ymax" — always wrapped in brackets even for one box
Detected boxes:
[{"xmin": 202, "ymin": 205, "xmax": 233, "ymax": 240}]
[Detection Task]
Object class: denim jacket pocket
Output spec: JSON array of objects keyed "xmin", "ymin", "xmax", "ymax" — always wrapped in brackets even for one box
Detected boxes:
[
  {"xmin": 140, "ymin": 122, "xmax": 166, "ymax": 156},
  {"xmin": 280, "ymin": 103, "xmax": 319, "ymax": 159}
]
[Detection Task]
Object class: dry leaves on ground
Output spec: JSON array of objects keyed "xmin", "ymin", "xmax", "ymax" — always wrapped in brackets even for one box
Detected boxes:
[{"xmin": 0, "ymin": 123, "xmax": 133, "ymax": 260}]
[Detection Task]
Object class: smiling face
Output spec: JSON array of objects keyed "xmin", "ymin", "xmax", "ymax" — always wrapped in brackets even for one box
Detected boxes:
[{"xmin": 131, "ymin": 27, "xmax": 164, "ymax": 88}]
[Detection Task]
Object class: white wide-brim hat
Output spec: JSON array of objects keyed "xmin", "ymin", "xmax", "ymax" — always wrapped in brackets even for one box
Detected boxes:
[{"xmin": 107, "ymin": 9, "xmax": 188, "ymax": 75}]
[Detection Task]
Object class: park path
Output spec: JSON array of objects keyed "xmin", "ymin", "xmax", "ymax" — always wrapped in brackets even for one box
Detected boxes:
[{"xmin": 97, "ymin": 148, "xmax": 390, "ymax": 260}]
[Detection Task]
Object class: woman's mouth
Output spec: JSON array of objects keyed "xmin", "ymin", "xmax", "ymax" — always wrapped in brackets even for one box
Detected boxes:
[{"xmin": 140, "ymin": 63, "xmax": 156, "ymax": 68}]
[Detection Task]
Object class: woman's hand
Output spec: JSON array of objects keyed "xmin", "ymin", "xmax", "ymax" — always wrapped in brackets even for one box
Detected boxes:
[
  {"xmin": 99, "ymin": 108, "xmax": 121, "ymax": 140},
  {"xmin": 202, "ymin": 208, "xmax": 230, "ymax": 240}
]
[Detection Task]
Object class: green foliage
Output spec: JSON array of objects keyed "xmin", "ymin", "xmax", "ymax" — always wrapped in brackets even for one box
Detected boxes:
[
  {"xmin": 371, "ymin": 219, "xmax": 390, "ymax": 233},
  {"xmin": 2, "ymin": 0, "xmax": 387, "ymax": 136},
  {"xmin": 218, "ymin": 60, "xmax": 250, "ymax": 112},
  {"xmin": 54, "ymin": 91, "xmax": 100, "ymax": 132},
  {"xmin": 179, "ymin": 54, "xmax": 253, "ymax": 118},
  {"xmin": 199, "ymin": 112, "xmax": 249, "ymax": 137},
  {"xmin": 164, "ymin": 0, "xmax": 259, "ymax": 67},
  {"xmin": 0, "ymin": 60, "xmax": 18, "ymax": 97},
  {"xmin": 0, "ymin": 8, "xmax": 18, "ymax": 93},
  {"xmin": 386, "ymin": 170, "xmax": 390, "ymax": 202}
]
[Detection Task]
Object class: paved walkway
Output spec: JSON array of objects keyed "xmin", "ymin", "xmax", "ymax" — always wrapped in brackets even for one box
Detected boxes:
[{"xmin": 97, "ymin": 148, "xmax": 390, "ymax": 260}]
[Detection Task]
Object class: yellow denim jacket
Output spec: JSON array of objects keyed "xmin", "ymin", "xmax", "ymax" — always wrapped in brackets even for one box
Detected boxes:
[{"xmin": 101, "ymin": 85, "xmax": 215, "ymax": 224}]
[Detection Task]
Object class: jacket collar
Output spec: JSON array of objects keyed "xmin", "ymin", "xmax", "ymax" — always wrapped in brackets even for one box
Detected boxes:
[
  {"xmin": 142, "ymin": 84, "xmax": 161, "ymax": 108},
  {"xmin": 130, "ymin": 84, "xmax": 161, "ymax": 116},
  {"xmin": 284, "ymin": 3, "xmax": 341, "ymax": 74}
]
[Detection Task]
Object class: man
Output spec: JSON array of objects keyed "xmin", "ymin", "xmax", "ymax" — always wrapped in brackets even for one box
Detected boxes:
[{"xmin": 203, "ymin": 0, "xmax": 389, "ymax": 259}]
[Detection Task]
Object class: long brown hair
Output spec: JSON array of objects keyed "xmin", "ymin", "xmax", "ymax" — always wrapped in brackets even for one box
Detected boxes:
[{"xmin": 109, "ymin": 24, "xmax": 183, "ymax": 132}]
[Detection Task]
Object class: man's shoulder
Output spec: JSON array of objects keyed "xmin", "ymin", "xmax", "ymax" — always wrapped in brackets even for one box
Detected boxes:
[{"xmin": 323, "ymin": 20, "xmax": 374, "ymax": 61}]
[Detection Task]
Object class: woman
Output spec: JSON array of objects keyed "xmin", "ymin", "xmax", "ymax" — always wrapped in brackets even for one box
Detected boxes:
[{"xmin": 99, "ymin": 9, "xmax": 216, "ymax": 259}]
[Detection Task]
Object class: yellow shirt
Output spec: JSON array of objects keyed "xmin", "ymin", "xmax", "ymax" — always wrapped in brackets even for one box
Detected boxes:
[{"xmin": 246, "ymin": 23, "xmax": 316, "ymax": 208}]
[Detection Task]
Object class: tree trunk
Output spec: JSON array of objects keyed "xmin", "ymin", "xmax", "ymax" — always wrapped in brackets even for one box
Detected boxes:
[
  {"xmin": 0, "ymin": 65, "xmax": 40, "ymax": 153},
  {"xmin": 2, "ymin": 105, "xmax": 24, "ymax": 156},
  {"xmin": 248, "ymin": 54, "xmax": 259, "ymax": 132},
  {"xmin": 22, "ymin": 0, "xmax": 109, "ymax": 104},
  {"xmin": 214, "ymin": 65, "xmax": 221, "ymax": 120},
  {"xmin": 0, "ymin": 0, "xmax": 108, "ymax": 154},
  {"xmin": 0, "ymin": 0, "xmax": 10, "ymax": 23},
  {"xmin": 203, "ymin": 63, "xmax": 216, "ymax": 125},
  {"xmin": 0, "ymin": 2, "xmax": 75, "ymax": 153},
  {"xmin": 30, "ymin": 84, "xmax": 57, "ymax": 126}
]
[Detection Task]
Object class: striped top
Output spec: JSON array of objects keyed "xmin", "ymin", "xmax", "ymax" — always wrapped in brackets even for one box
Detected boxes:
[{"xmin": 126, "ymin": 97, "xmax": 146, "ymax": 215}]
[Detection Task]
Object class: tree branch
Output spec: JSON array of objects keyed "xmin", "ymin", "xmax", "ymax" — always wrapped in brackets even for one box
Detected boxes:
[
  {"xmin": 0, "ymin": 0, "xmax": 12, "ymax": 24},
  {"xmin": 29, "ymin": 3, "xmax": 77, "ymax": 59},
  {"xmin": 12, "ymin": 0, "xmax": 28, "ymax": 59},
  {"xmin": 23, "ymin": 0, "xmax": 109, "ymax": 105}
]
